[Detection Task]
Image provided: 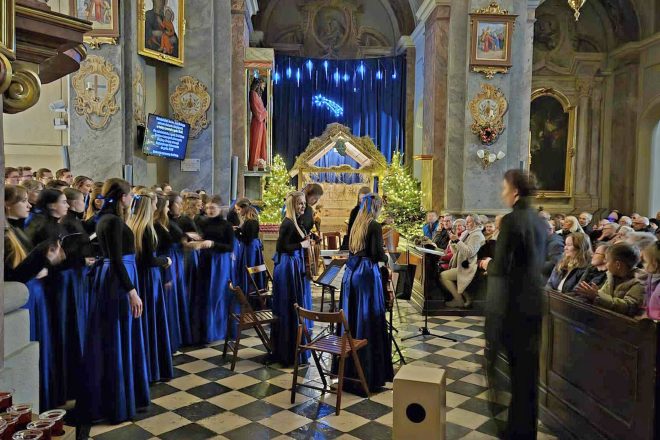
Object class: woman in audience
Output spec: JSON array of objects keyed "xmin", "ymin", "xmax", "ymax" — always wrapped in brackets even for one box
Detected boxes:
[
  {"xmin": 575, "ymin": 242, "xmax": 644, "ymax": 316},
  {"xmin": 76, "ymin": 178, "xmax": 149, "ymax": 424},
  {"xmin": 440, "ymin": 214, "xmax": 486, "ymax": 308},
  {"xmin": 20, "ymin": 179, "xmax": 43, "ymax": 215},
  {"xmin": 440, "ymin": 218, "xmax": 465, "ymax": 270},
  {"xmin": 546, "ymin": 232, "xmax": 592, "ymax": 293},
  {"xmin": 338, "ymin": 193, "xmax": 393, "ymax": 393},
  {"xmin": 271, "ymin": 191, "xmax": 313, "ymax": 366},
  {"xmin": 4, "ymin": 185, "xmax": 64, "ymax": 411},
  {"xmin": 557, "ymin": 215, "xmax": 584, "ymax": 241},
  {"xmin": 577, "ymin": 242, "xmax": 610, "ymax": 288},
  {"xmin": 236, "ymin": 204, "xmax": 265, "ymax": 299},
  {"xmin": 607, "ymin": 210, "xmax": 622, "ymax": 222},
  {"xmin": 433, "ymin": 214, "xmax": 453, "ymax": 250},
  {"xmin": 191, "ymin": 195, "xmax": 235, "ymax": 344},
  {"xmin": 613, "ymin": 225, "xmax": 634, "ymax": 243},
  {"xmin": 642, "ymin": 242, "xmax": 660, "ymax": 319}
]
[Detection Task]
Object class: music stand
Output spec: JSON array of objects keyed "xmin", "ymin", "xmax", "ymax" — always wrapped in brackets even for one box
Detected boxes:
[
  {"xmin": 401, "ymin": 246, "xmax": 456, "ymax": 343},
  {"xmin": 315, "ymin": 259, "xmax": 347, "ymax": 332}
]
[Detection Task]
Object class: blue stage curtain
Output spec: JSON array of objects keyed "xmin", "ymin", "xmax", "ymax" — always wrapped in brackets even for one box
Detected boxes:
[{"xmin": 272, "ymin": 54, "xmax": 406, "ymax": 172}]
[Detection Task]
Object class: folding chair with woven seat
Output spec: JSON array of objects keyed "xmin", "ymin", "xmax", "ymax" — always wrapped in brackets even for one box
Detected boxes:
[
  {"xmin": 290, "ymin": 305, "xmax": 370, "ymax": 415},
  {"xmin": 246, "ymin": 264, "xmax": 274, "ymax": 310},
  {"xmin": 223, "ymin": 282, "xmax": 278, "ymax": 371}
]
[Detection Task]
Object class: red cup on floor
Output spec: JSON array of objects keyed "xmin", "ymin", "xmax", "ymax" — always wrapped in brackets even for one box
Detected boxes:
[
  {"xmin": 25, "ymin": 421, "xmax": 53, "ymax": 440},
  {"xmin": 0, "ymin": 413, "xmax": 19, "ymax": 439},
  {"xmin": 36, "ymin": 411, "xmax": 64, "ymax": 437},
  {"xmin": 6, "ymin": 405, "xmax": 31, "ymax": 431},
  {"xmin": 11, "ymin": 430, "xmax": 43, "ymax": 440},
  {"xmin": 0, "ymin": 419, "xmax": 8, "ymax": 440},
  {"xmin": 0, "ymin": 392, "xmax": 14, "ymax": 412}
]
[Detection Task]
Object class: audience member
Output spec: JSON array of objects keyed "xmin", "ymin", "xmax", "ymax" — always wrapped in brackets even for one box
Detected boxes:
[
  {"xmin": 595, "ymin": 221, "xmax": 619, "ymax": 244},
  {"xmin": 440, "ymin": 218, "xmax": 465, "ymax": 270},
  {"xmin": 18, "ymin": 166, "xmax": 32, "ymax": 183},
  {"xmin": 607, "ymin": 210, "xmax": 621, "ymax": 222},
  {"xmin": 632, "ymin": 216, "xmax": 651, "ymax": 232},
  {"xmin": 55, "ymin": 168, "xmax": 73, "ymax": 185},
  {"xmin": 423, "ymin": 211, "xmax": 439, "ymax": 240},
  {"xmin": 546, "ymin": 232, "xmax": 592, "ymax": 293},
  {"xmin": 35, "ymin": 168, "xmax": 53, "ymax": 185},
  {"xmin": 578, "ymin": 242, "xmax": 610, "ymax": 287},
  {"xmin": 618, "ymin": 216, "xmax": 632, "ymax": 227},
  {"xmin": 552, "ymin": 213, "xmax": 565, "ymax": 232},
  {"xmin": 590, "ymin": 218, "xmax": 611, "ymax": 242},
  {"xmin": 625, "ymin": 231, "xmax": 658, "ymax": 253},
  {"xmin": 558, "ymin": 215, "xmax": 584, "ymax": 241},
  {"xmin": 613, "ymin": 225, "xmax": 634, "ymax": 243},
  {"xmin": 578, "ymin": 212, "xmax": 593, "ymax": 236},
  {"xmin": 433, "ymin": 214, "xmax": 453, "ymax": 250},
  {"xmin": 46, "ymin": 180, "xmax": 69, "ymax": 191},
  {"xmin": 642, "ymin": 242, "xmax": 660, "ymax": 319},
  {"xmin": 5, "ymin": 167, "xmax": 20, "ymax": 185},
  {"xmin": 575, "ymin": 242, "xmax": 644, "ymax": 316},
  {"xmin": 543, "ymin": 219, "xmax": 565, "ymax": 278},
  {"xmin": 538, "ymin": 209, "xmax": 551, "ymax": 221},
  {"xmin": 20, "ymin": 179, "xmax": 43, "ymax": 207}
]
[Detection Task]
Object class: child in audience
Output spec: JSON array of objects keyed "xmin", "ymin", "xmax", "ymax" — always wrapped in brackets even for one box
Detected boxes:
[
  {"xmin": 642, "ymin": 242, "xmax": 660, "ymax": 319},
  {"xmin": 575, "ymin": 242, "xmax": 644, "ymax": 316}
]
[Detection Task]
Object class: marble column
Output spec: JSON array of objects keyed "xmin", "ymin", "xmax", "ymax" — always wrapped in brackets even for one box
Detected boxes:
[
  {"xmin": 575, "ymin": 77, "xmax": 592, "ymax": 199},
  {"xmin": 397, "ymin": 36, "xmax": 416, "ymax": 169},
  {"xmin": 421, "ymin": 1, "xmax": 451, "ymax": 212},
  {"xmin": 231, "ymin": 0, "xmax": 250, "ymax": 198},
  {"xmin": 588, "ymin": 79, "xmax": 603, "ymax": 205}
]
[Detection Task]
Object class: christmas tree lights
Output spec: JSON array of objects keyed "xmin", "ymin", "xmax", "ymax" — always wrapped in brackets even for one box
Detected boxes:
[
  {"xmin": 382, "ymin": 152, "xmax": 426, "ymax": 238},
  {"xmin": 261, "ymin": 155, "xmax": 295, "ymax": 224}
]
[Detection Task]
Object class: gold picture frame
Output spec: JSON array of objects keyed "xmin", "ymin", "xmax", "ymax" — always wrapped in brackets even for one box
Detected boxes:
[
  {"xmin": 69, "ymin": 0, "xmax": 119, "ymax": 48},
  {"xmin": 137, "ymin": 0, "xmax": 185, "ymax": 67},
  {"xmin": 469, "ymin": 2, "xmax": 517, "ymax": 79},
  {"xmin": 529, "ymin": 88, "xmax": 576, "ymax": 198},
  {"xmin": 71, "ymin": 54, "xmax": 120, "ymax": 130}
]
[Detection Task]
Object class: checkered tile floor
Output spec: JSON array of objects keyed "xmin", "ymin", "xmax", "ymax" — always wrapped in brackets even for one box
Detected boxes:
[{"xmin": 87, "ymin": 290, "xmax": 558, "ymax": 440}]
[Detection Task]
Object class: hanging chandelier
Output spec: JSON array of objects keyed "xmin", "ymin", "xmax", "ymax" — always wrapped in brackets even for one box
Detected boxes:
[{"xmin": 568, "ymin": 0, "xmax": 586, "ymax": 20}]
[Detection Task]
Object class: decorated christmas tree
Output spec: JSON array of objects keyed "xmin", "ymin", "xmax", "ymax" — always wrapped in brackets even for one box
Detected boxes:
[
  {"xmin": 382, "ymin": 152, "xmax": 426, "ymax": 239},
  {"xmin": 261, "ymin": 155, "xmax": 295, "ymax": 224}
]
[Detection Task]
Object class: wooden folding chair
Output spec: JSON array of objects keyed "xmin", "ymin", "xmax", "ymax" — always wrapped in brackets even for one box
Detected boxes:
[
  {"xmin": 322, "ymin": 231, "xmax": 341, "ymax": 250},
  {"xmin": 290, "ymin": 305, "xmax": 369, "ymax": 415},
  {"xmin": 246, "ymin": 264, "xmax": 274, "ymax": 309},
  {"xmin": 223, "ymin": 282, "xmax": 278, "ymax": 371}
]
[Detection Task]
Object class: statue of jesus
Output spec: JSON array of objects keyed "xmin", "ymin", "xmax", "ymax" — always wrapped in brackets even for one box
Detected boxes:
[{"xmin": 248, "ymin": 77, "xmax": 268, "ymax": 170}]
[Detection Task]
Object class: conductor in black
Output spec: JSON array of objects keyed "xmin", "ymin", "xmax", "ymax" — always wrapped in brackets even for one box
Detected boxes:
[{"xmin": 479, "ymin": 169, "xmax": 547, "ymax": 439}]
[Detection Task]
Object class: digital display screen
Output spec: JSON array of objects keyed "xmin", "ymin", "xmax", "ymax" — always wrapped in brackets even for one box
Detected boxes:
[{"xmin": 142, "ymin": 114, "xmax": 190, "ymax": 160}]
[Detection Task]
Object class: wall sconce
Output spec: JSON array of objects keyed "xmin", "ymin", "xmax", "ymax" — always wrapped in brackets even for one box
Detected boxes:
[{"xmin": 477, "ymin": 149, "xmax": 505, "ymax": 169}]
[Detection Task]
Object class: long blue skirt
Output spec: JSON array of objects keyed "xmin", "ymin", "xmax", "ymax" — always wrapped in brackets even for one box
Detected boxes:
[
  {"xmin": 23, "ymin": 279, "xmax": 55, "ymax": 412},
  {"xmin": 239, "ymin": 239, "xmax": 266, "ymax": 296},
  {"xmin": 139, "ymin": 263, "xmax": 174, "ymax": 382},
  {"xmin": 271, "ymin": 250, "xmax": 313, "ymax": 367},
  {"xmin": 190, "ymin": 250, "xmax": 234, "ymax": 344},
  {"xmin": 76, "ymin": 255, "xmax": 150, "ymax": 424},
  {"xmin": 163, "ymin": 245, "xmax": 192, "ymax": 352},
  {"xmin": 338, "ymin": 256, "xmax": 393, "ymax": 393},
  {"xmin": 50, "ymin": 267, "xmax": 89, "ymax": 404},
  {"xmin": 185, "ymin": 249, "xmax": 200, "ymax": 309},
  {"xmin": 233, "ymin": 237, "xmax": 244, "ymax": 286}
]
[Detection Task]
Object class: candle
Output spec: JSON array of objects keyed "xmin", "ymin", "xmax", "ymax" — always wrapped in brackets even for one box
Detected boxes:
[
  {"xmin": 7, "ymin": 405, "xmax": 31, "ymax": 431},
  {"xmin": 0, "ymin": 392, "xmax": 13, "ymax": 411},
  {"xmin": 26, "ymin": 421, "xmax": 53, "ymax": 440},
  {"xmin": 11, "ymin": 430, "xmax": 43, "ymax": 440},
  {"xmin": 37, "ymin": 411, "xmax": 65, "ymax": 437}
]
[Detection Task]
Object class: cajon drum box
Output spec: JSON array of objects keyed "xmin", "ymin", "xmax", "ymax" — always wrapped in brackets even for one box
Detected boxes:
[{"xmin": 393, "ymin": 365, "xmax": 446, "ymax": 440}]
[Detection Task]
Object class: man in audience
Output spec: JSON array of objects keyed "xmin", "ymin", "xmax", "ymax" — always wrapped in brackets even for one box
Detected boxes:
[
  {"xmin": 578, "ymin": 212, "xmax": 593, "ymax": 236},
  {"xmin": 55, "ymin": 168, "xmax": 73, "ymax": 185},
  {"xmin": 35, "ymin": 168, "xmax": 53, "ymax": 185},
  {"xmin": 18, "ymin": 166, "xmax": 32, "ymax": 183},
  {"xmin": 618, "ymin": 216, "xmax": 632, "ymax": 227},
  {"xmin": 631, "ymin": 213, "xmax": 641, "ymax": 222},
  {"xmin": 538, "ymin": 209, "xmax": 551, "ymax": 221},
  {"xmin": 632, "ymin": 216, "xmax": 651, "ymax": 232},
  {"xmin": 4, "ymin": 167, "xmax": 20, "ymax": 185},
  {"xmin": 589, "ymin": 218, "xmax": 610, "ymax": 242},
  {"xmin": 595, "ymin": 221, "xmax": 619, "ymax": 244},
  {"xmin": 575, "ymin": 242, "xmax": 644, "ymax": 316},
  {"xmin": 434, "ymin": 214, "xmax": 453, "ymax": 250},
  {"xmin": 423, "ymin": 211, "xmax": 439, "ymax": 239},
  {"xmin": 543, "ymin": 219, "xmax": 564, "ymax": 278}
]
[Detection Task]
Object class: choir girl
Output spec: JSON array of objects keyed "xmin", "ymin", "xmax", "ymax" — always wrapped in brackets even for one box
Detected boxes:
[
  {"xmin": 76, "ymin": 178, "xmax": 150, "ymax": 424},
  {"xmin": 191, "ymin": 195, "xmax": 235, "ymax": 344},
  {"xmin": 341, "ymin": 186, "xmax": 371, "ymax": 250},
  {"xmin": 237, "ymin": 204, "xmax": 265, "ymax": 297},
  {"xmin": 82, "ymin": 181, "xmax": 104, "ymax": 234},
  {"xmin": 299, "ymin": 183, "xmax": 323, "ymax": 235},
  {"xmin": 128, "ymin": 190, "xmax": 173, "ymax": 382},
  {"xmin": 271, "ymin": 191, "xmax": 313, "ymax": 366},
  {"xmin": 340, "ymin": 193, "xmax": 393, "ymax": 393},
  {"xmin": 4, "ymin": 185, "xmax": 64, "ymax": 411}
]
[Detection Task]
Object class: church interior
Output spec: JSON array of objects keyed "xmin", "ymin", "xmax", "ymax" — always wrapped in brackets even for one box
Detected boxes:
[{"xmin": 0, "ymin": 0, "xmax": 659, "ymax": 439}]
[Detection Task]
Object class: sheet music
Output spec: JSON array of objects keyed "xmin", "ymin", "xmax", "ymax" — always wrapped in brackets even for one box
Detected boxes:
[
  {"xmin": 414, "ymin": 246, "xmax": 445, "ymax": 257},
  {"xmin": 329, "ymin": 265, "xmax": 346, "ymax": 290}
]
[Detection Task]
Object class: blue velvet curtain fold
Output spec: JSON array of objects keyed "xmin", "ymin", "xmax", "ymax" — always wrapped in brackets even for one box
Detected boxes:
[{"xmin": 272, "ymin": 54, "xmax": 406, "ymax": 178}]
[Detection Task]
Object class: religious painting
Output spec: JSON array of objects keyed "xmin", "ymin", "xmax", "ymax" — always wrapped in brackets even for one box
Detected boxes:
[
  {"xmin": 137, "ymin": 0, "xmax": 185, "ymax": 67},
  {"xmin": 469, "ymin": 3, "xmax": 517, "ymax": 78},
  {"xmin": 245, "ymin": 68, "xmax": 272, "ymax": 171},
  {"xmin": 69, "ymin": 0, "xmax": 119, "ymax": 45},
  {"xmin": 529, "ymin": 89, "xmax": 576, "ymax": 198}
]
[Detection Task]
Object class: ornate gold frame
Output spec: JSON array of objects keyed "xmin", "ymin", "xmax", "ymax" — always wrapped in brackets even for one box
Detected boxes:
[
  {"xmin": 530, "ymin": 88, "xmax": 576, "ymax": 199},
  {"xmin": 137, "ymin": 0, "xmax": 185, "ymax": 67},
  {"xmin": 71, "ymin": 54, "xmax": 120, "ymax": 130},
  {"xmin": 69, "ymin": 0, "xmax": 119, "ymax": 48},
  {"xmin": 469, "ymin": 83, "xmax": 508, "ymax": 144},
  {"xmin": 469, "ymin": 2, "xmax": 517, "ymax": 79},
  {"xmin": 169, "ymin": 75, "xmax": 211, "ymax": 139},
  {"xmin": 290, "ymin": 123, "xmax": 388, "ymax": 187},
  {"xmin": 133, "ymin": 64, "xmax": 146, "ymax": 125}
]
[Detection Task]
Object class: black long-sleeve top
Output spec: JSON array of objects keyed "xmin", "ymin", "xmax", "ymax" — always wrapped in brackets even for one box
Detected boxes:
[
  {"xmin": 24, "ymin": 213, "xmax": 65, "ymax": 248},
  {"xmin": 155, "ymin": 221, "xmax": 185, "ymax": 255},
  {"xmin": 60, "ymin": 210, "xmax": 94, "ymax": 269},
  {"xmin": 227, "ymin": 210, "xmax": 240, "ymax": 227},
  {"xmin": 276, "ymin": 217, "xmax": 305, "ymax": 254},
  {"xmin": 96, "ymin": 211, "xmax": 136, "ymax": 292},
  {"xmin": 170, "ymin": 214, "xmax": 199, "ymax": 235},
  {"xmin": 198, "ymin": 216, "xmax": 234, "ymax": 252},
  {"xmin": 4, "ymin": 219, "xmax": 50, "ymax": 283},
  {"xmin": 341, "ymin": 204, "xmax": 360, "ymax": 250},
  {"xmin": 137, "ymin": 228, "xmax": 169, "ymax": 268},
  {"xmin": 353, "ymin": 220, "xmax": 388, "ymax": 264},
  {"xmin": 237, "ymin": 219, "xmax": 260, "ymax": 244},
  {"xmin": 299, "ymin": 205, "xmax": 314, "ymax": 234}
]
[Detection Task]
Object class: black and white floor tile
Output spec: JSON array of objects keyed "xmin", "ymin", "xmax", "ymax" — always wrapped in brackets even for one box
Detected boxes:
[{"xmin": 87, "ymin": 292, "xmax": 558, "ymax": 440}]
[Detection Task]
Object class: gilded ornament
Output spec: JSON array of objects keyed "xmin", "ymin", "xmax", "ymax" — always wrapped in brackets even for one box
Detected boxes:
[
  {"xmin": 71, "ymin": 54, "xmax": 120, "ymax": 130},
  {"xmin": 472, "ymin": 2, "xmax": 509, "ymax": 15},
  {"xmin": 469, "ymin": 84, "xmax": 508, "ymax": 145},
  {"xmin": 3, "ymin": 67, "xmax": 41, "ymax": 114},
  {"xmin": 85, "ymin": 36, "xmax": 118, "ymax": 49},
  {"xmin": 133, "ymin": 64, "xmax": 146, "ymax": 125},
  {"xmin": 169, "ymin": 75, "xmax": 211, "ymax": 139}
]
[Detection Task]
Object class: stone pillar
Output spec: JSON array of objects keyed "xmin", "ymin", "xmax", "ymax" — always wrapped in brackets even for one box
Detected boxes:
[
  {"xmin": 588, "ymin": 79, "xmax": 603, "ymax": 205},
  {"xmin": 231, "ymin": 0, "xmax": 250, "ymax": 198},
  {"xmin": 575, "ymin": 77, "xmax": 592, "ymax": 199},
  {"xmin": 397, "ymin": 36, "xmax": 416, "ymax": 169},
  {"xmin": 411, "ymin": 22, "xmax": 425, "ymax": 181},
  {"xmin": 420, "ymin": 1, "xmax": 451, "ymax": 212}
]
